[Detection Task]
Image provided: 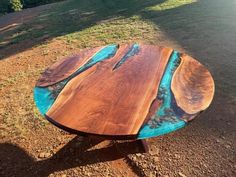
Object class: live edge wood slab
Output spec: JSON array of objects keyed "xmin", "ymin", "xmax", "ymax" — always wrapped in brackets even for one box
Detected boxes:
[{"xmin": 34, "ymin": 44, "xmax": 215, "ymax": 140}]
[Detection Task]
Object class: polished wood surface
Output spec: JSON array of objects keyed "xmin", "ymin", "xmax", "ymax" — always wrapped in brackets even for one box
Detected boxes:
[
  {"xmin": 171, "ymin": 54, "xmax": 215, "ymax": 114},
  {"xmin": 46, "ymin": 45, "xmax": 172, "ymax": 135},
  {"xmin": 36, "ymin": 46, "xmax": 102, "ymax": 87},
  {"xmin": 34, "ymin": 44, "xmax": 215, "ymax": 139}
]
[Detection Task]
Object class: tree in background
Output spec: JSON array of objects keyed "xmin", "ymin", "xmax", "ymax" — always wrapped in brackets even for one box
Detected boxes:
[
  {"xmin": 0, "ymin": 0, "xmax": 63, "ymax": 14},
  {"xmin": 9, "ymin": 0, "xmax": 23, "ymax": 11}
]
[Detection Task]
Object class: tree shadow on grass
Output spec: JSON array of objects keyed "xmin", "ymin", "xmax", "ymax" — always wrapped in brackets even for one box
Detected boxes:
[
  {"xmin": 0, "ymin": 0, "xmax": 167, "ymax": 59},
  {"xmin": 0, "ymin": 136, "xmax": 146, "ymax": 177}
]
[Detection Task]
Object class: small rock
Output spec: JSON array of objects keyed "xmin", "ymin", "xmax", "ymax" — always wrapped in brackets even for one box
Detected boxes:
[
  {"xmin": 73, "ymin": 169, "xmax": 78, "ymax": 174},
  {"xmin": 149, "ymin": 172, "xmax": 156, "ymax": 177},
  {"xmin": 174, "ymin": 154, "xmax": 181, "ymax": 159},
  {"xmin": 149, "ymin": 145, "xmax": 159, "ymax": 156},
  {"xmin": 57, "ymin": 137, "xmax": 62, "ymax": 142},
  {"xmin": 38, "ymin": 152, "xmax": 45, "ymax": 158},
  {"xmin": 86, "ymin": 172, "xmax": 92, "ymax": 176},
  {"xmin": 142, "ymin": 163, "xmax": 148, "ymax": 168},
  {"xmin": 202, "ymin": 163, "xmax": 208, "ymax": 168},
  {"xmin": 136, "ymin": 153, "xmax": 142, "ymax": 157},
  {"xmin": 61, "ymin": 174, "xmax": 66, "ymax": 177},
  {"xmin": 216, "ymin": 139, "xmax": 221, "ymax": 143},
  {"xmin": 38, "ymin": 152, "xmax": 51, "ymax": 158},
  {"xmin": 132, "ymin": 156, "xmax": 137, "ymax": 161},
  {"xmin": 178, "ymin": 172, "xmax": 187, "ymax": 177},
  {"xmin": 154, "ymin": 156, "xmax": 159, "ymax": 163},
  {"xmin": 44, "ymin": 152, "xmax": 51, "ymax": 158}
]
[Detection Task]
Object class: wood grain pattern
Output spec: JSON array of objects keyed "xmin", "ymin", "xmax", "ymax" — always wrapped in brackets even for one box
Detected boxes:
[
  {"xmin": 137, "ymin": 50, "xmax": 186, "ymax": 139},
  {"xmin": 36, "ymin": 46, "xmax": 102, "ymax": 87},
  {"xmin": 46, "ymin": 45, "xmax": 173, "ymax": 136},
  {"xmin": 34, "ymin": 44, "xmax": 215, "ymax": 139},
  {"xmin": 171, "ymin": 54, "xmax": 215, "ymax": 114}
]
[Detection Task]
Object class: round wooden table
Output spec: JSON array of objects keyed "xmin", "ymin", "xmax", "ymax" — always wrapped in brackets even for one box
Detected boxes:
[{"xmin": 34, "ymin": 44, "xmax": 214, "ymax": 147}]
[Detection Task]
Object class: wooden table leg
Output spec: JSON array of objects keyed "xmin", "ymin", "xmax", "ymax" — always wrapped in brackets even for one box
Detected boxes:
[
  {"xmin": 76, "ymin": 135, "xmax": 149, "ymax": 153},
  {"xmin": 139, "ymin": 139, "xmax": 149, "ymax": 153}
]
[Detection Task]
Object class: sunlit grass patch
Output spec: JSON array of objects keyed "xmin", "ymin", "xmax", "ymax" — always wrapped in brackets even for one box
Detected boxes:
[
  {"xmin": 60, "ymin": 16, "xmax": 158, "ymax": 48},
  {"xmin": 146, "ymin": 0, "xmax": 196, "ymax": 11},
  {"xmin": 0, "ymin": 0, "xmax": 198, "ymax": 51}
]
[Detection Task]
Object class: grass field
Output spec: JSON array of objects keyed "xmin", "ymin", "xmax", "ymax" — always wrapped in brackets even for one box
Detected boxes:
[
  {"xmin": 0, "ymin": 0, "xmax": 196, "ymax": 51},
  {"xmin": 0, "ymin": 0, "xmax": 235, "ymax": 176}
]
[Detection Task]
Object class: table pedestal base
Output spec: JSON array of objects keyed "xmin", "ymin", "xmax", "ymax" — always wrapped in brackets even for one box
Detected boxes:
[
  {"xmin": 78, "ymin": 135, "xmax": 149, "ymax": 153},
  {"xmin": 139, "ymin": 139, "xmax": 149, "ymax": 153}
]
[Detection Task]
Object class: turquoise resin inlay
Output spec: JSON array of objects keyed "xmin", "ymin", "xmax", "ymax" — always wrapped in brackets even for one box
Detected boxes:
[
  {"xmin": 113, "ymin": 43, "xmax": 140, "ymax": 70},
  {"xmin": 34, "ymin": 87, "xmax": 55, "ymax": 115},
  {"xmin": 34, "ymin": 44, "xmax": 118, "ymax": 115},
  {"xmin": 137, "ymin": 51, "xmax": 186, "ymax": 139}
]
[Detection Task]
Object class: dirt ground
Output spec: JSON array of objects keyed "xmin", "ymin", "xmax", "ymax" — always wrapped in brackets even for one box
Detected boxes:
[{"xmin": 0, "ymin": 0, "xmax": 235, "ymax": 177}]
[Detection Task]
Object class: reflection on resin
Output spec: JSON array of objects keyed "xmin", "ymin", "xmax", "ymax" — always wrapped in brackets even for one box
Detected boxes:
[
  {"xmin": 137, "ymin": 51, "xmax": 186, "ymax": 139},
  {"xmin": 113, "ymin": 43, "xmax": 140, "ymax": 70}
]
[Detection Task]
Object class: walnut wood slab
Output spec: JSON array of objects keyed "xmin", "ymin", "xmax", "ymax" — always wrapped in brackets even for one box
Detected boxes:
[
  {"xmin": 46, "ymin": 45, "xmax": 172, "ymax": 135},
  {"xmin": 34, "ymin": 44, "xmax": 215, "ymax": 139},
  {"xmin": 171, "ymin": 54, "xmax": 215, "ymax": 114},
  {"xmin": 36, "ymin": 46, "xmax": 102, "ymax": 87}
]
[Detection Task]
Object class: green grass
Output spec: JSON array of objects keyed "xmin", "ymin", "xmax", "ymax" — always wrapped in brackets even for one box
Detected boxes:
[
  {"xmin": 0, "ymin": 0, "xmax": 195, "ymax": 50},
  {"xmin": 146, "ymin": 0, "xmax": 196, "ymax": 11}
]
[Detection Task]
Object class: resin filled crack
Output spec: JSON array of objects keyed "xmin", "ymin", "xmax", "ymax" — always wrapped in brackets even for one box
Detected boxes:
[
  {"xmin": 34, "ymin": 44, "xmax": 119, "ymax": 115},
  {"xmin": 137, "ymin": 51, "xmax": 186, "ymax": 139},
  {"xmin": 113, "ymin": 43, "xmax": 140, "ymax": 70}
]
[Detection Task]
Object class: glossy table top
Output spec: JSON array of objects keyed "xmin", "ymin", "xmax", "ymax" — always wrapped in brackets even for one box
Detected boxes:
[{"xmin": 34, "ymin": 44, "xmax": 215, "ymax": 139}]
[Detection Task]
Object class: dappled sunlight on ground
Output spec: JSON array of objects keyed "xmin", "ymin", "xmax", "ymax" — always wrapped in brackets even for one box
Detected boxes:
[
  {"xmin": 145, "ymin": 0, "xmax": 196, "ymax": 11},
  {"xmin": 0, "ymin": 0, "xmax": 196, "ymax": 59}
]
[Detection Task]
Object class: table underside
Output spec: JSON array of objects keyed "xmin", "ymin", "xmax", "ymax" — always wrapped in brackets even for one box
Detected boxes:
[{"xmin": 34, "ymin": 44, "xmax": 214, "ymax": 139}]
